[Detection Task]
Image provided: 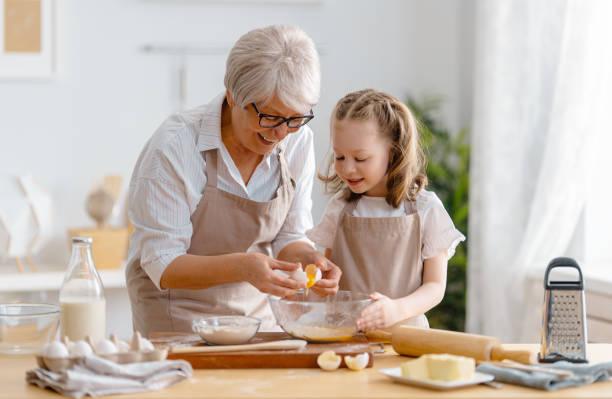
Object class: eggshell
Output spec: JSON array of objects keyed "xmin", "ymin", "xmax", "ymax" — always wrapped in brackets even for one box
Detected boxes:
[
  {"xmin": 290, "ymin": 266, "xmax": 321, "ymax": 286},
  {"xmin": 290, "ymin": 268, "xmax": 308, "ymax": 282},
  {"xmin": 139, "ymin": 338, "xmax": 155, "ymax": 352},
  {"xmin": 43, "ymin": 341, "xmax": 69, "ymax": 358},
  {"xmin": 116, "ymin": 340, "xmax": 131, "ymax": 352},
  {"xmin": 38, "ymin": 342, "xmax": 52, "ymax": 357},
  {"xmin": 37, "ymin": 332, "xmax": 169, "ymax": 373},
  {"xmin": 66, "ymin": 342, "xmax": 75, "ymax": 353},
  {"xmin": 95, "ymin": 339, "xmax": 118, "ymax": 354},
  {"xmin": 311, "ymin": 268, "xmax": 322, "ymax": 283},
  {"xmin": 317, "ymin": 350, "xmax": 341, "ymax": 371},
  {"xmin": 110, "ymin": 333, "xmax": 131, "ymax": 352},
  {"xmin": 70, "ymin": 340, "xmax": 93, "ymax": 357},
  {"xmin": 130, "ymin": 331, "xmax": 155, "ymax": 352},
  {"xmin": 344, "ymin": 352, "xmax": 369, "ymax": 371}
]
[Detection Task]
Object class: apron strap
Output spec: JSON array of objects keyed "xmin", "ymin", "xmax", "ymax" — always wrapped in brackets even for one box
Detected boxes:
[
  {"xmin": 276, "ymin": 146, "xmax": 296, "ymax": 189},
  {"xmin": 404, "ymin": 199, "xmax": 418, "ymax": 214},
  {"xmin": 203, "ymin": 149, "xmax": 219, "ymax": 188},
  {"xmin": 341, "ymin": 198, "xmax": 359, "ymax": 215}
]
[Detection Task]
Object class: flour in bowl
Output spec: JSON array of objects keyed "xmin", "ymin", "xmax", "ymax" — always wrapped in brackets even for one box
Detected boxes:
[{"xmin": 192, "ymin": 316, "xmax": 260, "ymax": 345}]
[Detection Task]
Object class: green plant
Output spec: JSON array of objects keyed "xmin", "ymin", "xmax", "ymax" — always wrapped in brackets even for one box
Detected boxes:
[{"xmin": 407, "ymin": 95, "xmax": 470, "ymax": 332}]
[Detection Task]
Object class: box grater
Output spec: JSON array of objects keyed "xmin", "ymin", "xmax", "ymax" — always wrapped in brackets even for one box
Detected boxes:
[{"xmin": 539, "ymin": 257, "xmax": 588, "ymax": 363}]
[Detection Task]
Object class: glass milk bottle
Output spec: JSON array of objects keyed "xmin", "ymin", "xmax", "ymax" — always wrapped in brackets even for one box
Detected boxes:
[{"xmin": 59, "ymin": 237, "xmax": 106, "ymax": 342}]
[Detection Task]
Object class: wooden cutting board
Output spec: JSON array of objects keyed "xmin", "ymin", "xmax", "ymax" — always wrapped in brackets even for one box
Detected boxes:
[{"xmin": 150, "ymin": 332, "xmax": 374, "ymax": 369}]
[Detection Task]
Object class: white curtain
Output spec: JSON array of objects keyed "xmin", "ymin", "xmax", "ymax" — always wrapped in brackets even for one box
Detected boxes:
[{"xmin": 467, "ymin": 0, "xmax": 612, "ymax": 342}]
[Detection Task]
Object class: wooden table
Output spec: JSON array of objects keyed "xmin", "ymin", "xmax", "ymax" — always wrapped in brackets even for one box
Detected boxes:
[{"xmin": 2, "ymin": 344, "xmax": 611, "ymax": 398}]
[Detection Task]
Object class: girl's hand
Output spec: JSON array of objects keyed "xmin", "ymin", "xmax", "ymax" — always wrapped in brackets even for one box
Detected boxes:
[
  {"xmin": 355, "ymin": 292, "xmax": 401, "ymax": 331},
  {"xmin": 310, "ymin": 255, "xmax": 341, "ymax": 297},
  {"xmin": 242, "ymin": 253, "xmax": 306, "ymax": 297}
]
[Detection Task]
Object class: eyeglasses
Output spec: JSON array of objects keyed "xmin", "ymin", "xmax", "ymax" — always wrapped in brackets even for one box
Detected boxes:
[{"xmin": 251, "ymin": 103, "xmax": 314, "ymax": 129}]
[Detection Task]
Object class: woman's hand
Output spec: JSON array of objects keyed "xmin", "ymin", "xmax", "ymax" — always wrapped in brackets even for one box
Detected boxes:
[
  {"xmin": 242, "ymin": 253, "xmax": 306, "ymax": 297},
  {"xmin": 355, "ymin": 292, "xmax": 402, "ymax": 331}
]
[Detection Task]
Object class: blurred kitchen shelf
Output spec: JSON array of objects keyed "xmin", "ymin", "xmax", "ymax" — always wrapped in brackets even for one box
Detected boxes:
[{"xmin": 0, "ymin": 265, "xmax": 125, "ymax": 292}]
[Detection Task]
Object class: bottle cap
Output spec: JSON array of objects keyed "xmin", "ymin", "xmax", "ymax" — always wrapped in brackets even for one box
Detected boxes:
[{"xmin": 72, "ymin": 237, "xmax": 93, "ymax": 244}]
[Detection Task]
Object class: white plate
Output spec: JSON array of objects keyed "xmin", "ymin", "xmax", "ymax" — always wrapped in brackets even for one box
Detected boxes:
[{"xmin": 378, "ymin": 367, "xmax": 495, "ymax": 391}]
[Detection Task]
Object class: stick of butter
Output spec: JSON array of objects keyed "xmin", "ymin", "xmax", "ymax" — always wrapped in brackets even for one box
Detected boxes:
[{"xmin": 401, "ymin": 354, "xmax": 475, "ymax": 381}]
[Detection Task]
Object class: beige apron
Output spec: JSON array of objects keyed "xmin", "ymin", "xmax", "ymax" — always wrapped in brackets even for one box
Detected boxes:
[
  {"xmin": 127, "ymin": 147, "xmax": 295, "ymax": 336},
  {"xmin": 330, "ymin": 199, "xmax": 429, "ymax": 329}
]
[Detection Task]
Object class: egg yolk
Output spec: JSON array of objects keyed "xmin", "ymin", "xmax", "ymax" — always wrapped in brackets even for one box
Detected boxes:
[{"xmin": 305, "ymin": 264, "xmax": 318, "ymax": 288}]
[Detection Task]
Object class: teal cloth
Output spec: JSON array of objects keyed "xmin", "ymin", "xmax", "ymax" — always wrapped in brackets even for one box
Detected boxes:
[{"xmin": 476, "ymin": 361, "xmax": 612, "ymax": 391}]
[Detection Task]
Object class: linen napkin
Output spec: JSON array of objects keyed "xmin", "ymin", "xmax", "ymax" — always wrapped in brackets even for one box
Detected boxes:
[
  {"xmin": 476, "ymin": 361, "xmax": 612, "ymax": 391},
  {"xmin": 26, "ymin": 355, "xmax": 193, "ymax": 398}
]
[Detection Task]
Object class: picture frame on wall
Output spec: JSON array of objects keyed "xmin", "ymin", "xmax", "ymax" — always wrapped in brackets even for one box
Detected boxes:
[{"xmin": 0, "ymin": 0, "xmax": 53, "ymax": 79}]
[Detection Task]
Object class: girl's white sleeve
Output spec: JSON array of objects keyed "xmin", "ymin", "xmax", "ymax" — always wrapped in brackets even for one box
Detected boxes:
[
  {"xmin": 418, "ymin": 191, "xmax": 466, "ymax": 260},
  {"xmin": 306, "ymin": 191, "xmax": 346, "ymax": 249}
]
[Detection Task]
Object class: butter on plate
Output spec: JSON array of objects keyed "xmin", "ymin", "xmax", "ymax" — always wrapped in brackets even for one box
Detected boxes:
[{"xmin": 401, "ymin": 354, "xmax": 475, "ymax": 381}]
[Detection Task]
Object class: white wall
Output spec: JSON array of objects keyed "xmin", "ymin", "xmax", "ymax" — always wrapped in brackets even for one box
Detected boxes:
[{"xmin": 0, "ymin": 0, "xmax": 474, "ymax": 334}]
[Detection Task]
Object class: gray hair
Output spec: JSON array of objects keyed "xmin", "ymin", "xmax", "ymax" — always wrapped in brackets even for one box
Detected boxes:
[{"xmin": 224, "ymin": 25, "xmax": 320, "ymax": 113}]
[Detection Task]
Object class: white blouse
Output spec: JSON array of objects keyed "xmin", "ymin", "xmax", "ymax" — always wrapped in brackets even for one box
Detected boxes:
[
  {"xmin": 127, "ymin": 93, "xmax": 315, "ymax": 290},
  {"xmin": 307, "ymin": 190, "xmax": 465, "ymax": 260}
]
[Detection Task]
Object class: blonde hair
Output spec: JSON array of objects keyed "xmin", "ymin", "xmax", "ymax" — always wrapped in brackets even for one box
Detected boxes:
[
  {"xmin": 320, "ymin": 89, "xmax": 427, "ymax": 207},
  {"xmin": 224, "ymin": 25, "xmax": 320, "ymax": 113}
]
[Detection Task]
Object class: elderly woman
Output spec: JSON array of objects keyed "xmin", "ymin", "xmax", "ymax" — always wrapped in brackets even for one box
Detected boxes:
[{"xmin": 126, "ymin": 25, "xmax": 341, "ymax": 336}]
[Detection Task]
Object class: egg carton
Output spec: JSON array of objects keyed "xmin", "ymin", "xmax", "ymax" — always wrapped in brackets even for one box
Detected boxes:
[{"xmin": 36, "ymin": 332, "xmax": 168, "ymax": 372}]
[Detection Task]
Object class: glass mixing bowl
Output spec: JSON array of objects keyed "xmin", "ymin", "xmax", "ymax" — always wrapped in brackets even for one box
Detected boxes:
[
  {"xmin": 192, "ymin": 315, "xmax": 261, "ymax": 345},
  {"xmin": 268, "ymin": 290, "xmax": 372, "ymax": 342},
  {"xmin": 0, "ymin": 303, "xmax": 60, "ymax": 355}
]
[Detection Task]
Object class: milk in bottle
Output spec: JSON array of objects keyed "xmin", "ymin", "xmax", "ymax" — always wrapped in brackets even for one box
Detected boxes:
[{"xmin": 59, "ymin": 237, "xmax": 106, "ymax": 342}]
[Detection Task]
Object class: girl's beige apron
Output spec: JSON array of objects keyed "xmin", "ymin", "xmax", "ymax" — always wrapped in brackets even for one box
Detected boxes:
[
  {"xmin": 127, "ymin": 148, "xmax": 295, "ymax": 336},
  {"xmin": 329, "ymin": 199, "xmax": 429, "ymax": 330}
]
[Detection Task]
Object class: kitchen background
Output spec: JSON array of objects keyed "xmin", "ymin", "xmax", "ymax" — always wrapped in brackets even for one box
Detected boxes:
[{"xmin": 1, "ymin": 0, "xmax": 610, "ymax": 343}]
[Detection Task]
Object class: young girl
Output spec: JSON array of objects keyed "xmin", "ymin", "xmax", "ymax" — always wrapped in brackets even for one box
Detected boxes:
[{"xmin": 307, "ymin": 89, "xmax": 465, "ymax": 332}]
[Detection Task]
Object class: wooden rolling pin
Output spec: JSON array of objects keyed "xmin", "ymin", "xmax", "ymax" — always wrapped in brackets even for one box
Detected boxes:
[{"xmin": 391, "ymin": 326, "xmax": 537, "ymax": 364}]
